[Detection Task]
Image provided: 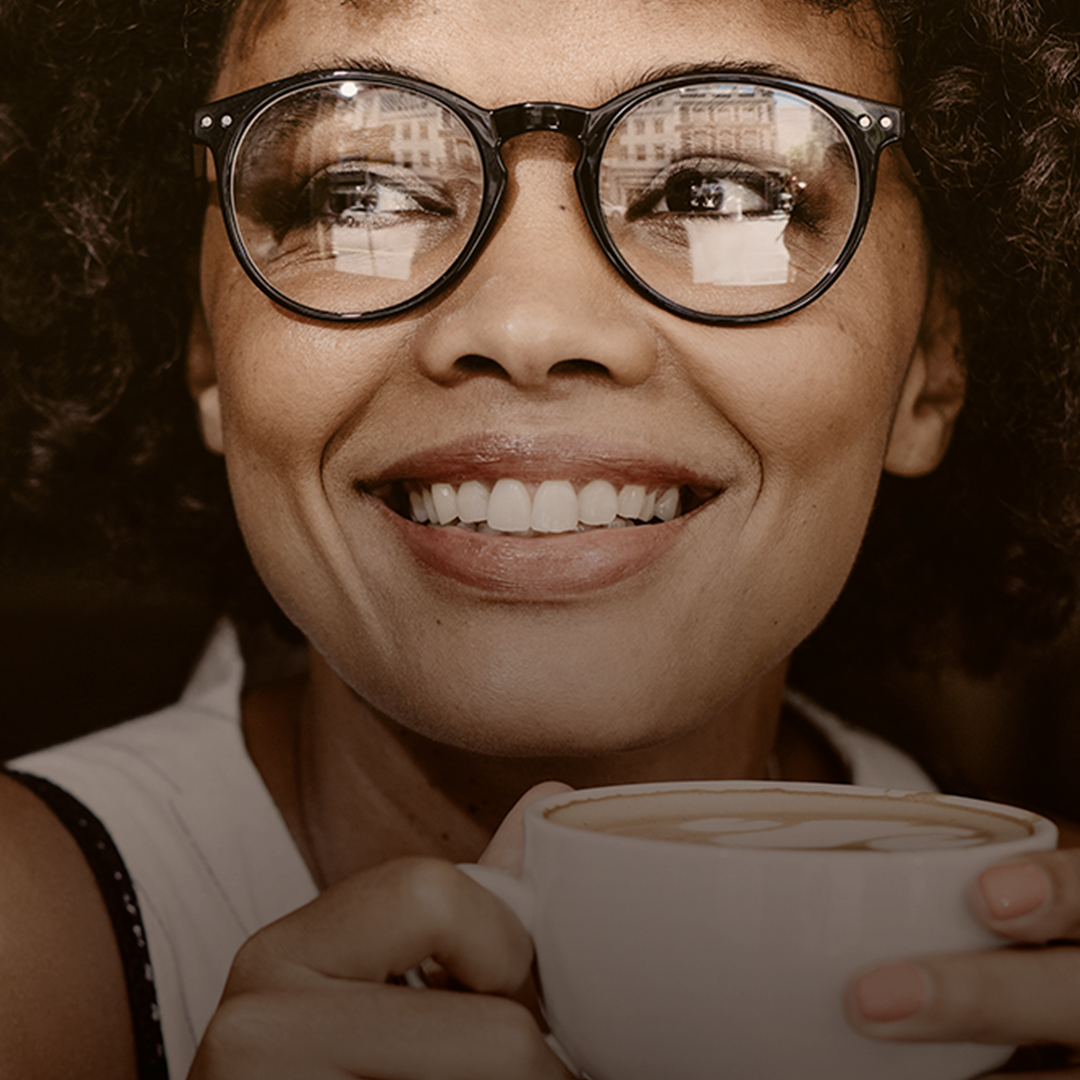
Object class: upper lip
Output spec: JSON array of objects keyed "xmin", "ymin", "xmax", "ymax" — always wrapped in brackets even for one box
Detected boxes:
[{"xmin": 353, "ymin": 432, "xmax": 732, "ymax": 491}]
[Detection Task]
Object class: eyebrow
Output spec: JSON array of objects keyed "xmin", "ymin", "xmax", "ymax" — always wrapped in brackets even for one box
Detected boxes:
[
  {"xmin": 301, "ymin": 55, "xmax": 811, "ymax": 103},
  {"xmin": 610, "ymin": 59, "xmax": 808, "ymax": 95}
]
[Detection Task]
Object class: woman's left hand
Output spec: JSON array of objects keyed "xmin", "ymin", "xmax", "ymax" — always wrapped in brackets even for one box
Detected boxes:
[{"xmin": 846, "ymin": 826, "xmax": 1080, "ymax": 1076}]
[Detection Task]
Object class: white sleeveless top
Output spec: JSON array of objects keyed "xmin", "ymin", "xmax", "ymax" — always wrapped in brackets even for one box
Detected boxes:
[{"xmin": 11, "ymin": 625, "xmax": 933, "ymax": 1079}]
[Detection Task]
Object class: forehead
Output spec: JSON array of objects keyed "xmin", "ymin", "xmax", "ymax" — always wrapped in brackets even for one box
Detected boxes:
[{"xmin": 215, "ymin": 0, "xmax": 896, "ymax": 106}]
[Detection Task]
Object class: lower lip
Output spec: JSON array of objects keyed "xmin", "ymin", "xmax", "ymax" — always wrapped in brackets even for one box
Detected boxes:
[{"xmin": 372, "ymin": 498, "xmax": 692, "ymax": 597}]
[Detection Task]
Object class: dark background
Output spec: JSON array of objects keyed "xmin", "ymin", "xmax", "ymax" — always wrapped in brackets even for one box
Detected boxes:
[
  {"xmin": 0, "ymin": 543, "xmax": 217, "ymax": 760},
  {"xmin": 3, "ymin": 540, "xmax": 1078, "ymax": 823}
]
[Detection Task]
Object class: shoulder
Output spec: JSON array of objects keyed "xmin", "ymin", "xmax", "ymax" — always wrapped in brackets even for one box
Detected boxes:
[{"xmin": 0, "ymin": 773, "xmax": 137, "ymax": 1080}]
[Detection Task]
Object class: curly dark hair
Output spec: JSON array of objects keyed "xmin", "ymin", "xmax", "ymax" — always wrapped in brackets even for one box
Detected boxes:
[{"xmin": 2, "ymin": 0, "xmax": 1079, "ymax": 672}]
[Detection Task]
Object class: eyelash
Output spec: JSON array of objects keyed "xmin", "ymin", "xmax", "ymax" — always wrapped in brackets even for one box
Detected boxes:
[
  {"xmin": 249, "ymin": 161, "xmax": 457, "ymax": 242},
  {"xmin": 623, "ymin": 157, "xmax": 812, "ymax": 227}
]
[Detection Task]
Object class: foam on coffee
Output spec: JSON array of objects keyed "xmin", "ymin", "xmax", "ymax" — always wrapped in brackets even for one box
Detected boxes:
[{"xmin": 546, "ymin": 788, "xmax": 1033, "ymax": 851}]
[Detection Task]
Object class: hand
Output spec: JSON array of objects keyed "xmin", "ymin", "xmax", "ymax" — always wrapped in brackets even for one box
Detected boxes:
[
  {"xmin": 188, "ymin": 783, "xmax": 574, "ymax": 1080},
  {"xmin": 846, "ymin": 841, "xmax": 1080, "ymax": 1076}
]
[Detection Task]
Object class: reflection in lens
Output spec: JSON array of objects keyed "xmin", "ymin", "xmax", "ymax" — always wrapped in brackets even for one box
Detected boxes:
[
  {"xmin": 599, "ymin": 84, "xmax": 858, "ymax": 317},
  {"xmin": 683, "ymin": 217, "xmax": 790, "ymax": 286},
  {"xmin": 231, "ymin": 81, "xmax": 484, "ymax": 316}
]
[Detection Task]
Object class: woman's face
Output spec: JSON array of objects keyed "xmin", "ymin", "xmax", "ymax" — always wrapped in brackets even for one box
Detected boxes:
[{"xmin": 191, "ymin": 0, "xmax": 961, "ymax": 756}]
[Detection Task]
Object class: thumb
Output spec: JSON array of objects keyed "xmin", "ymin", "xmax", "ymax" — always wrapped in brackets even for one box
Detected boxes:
[{"xmin": 479, "ymin": 782, "xmax": 574, "ymax": 876}]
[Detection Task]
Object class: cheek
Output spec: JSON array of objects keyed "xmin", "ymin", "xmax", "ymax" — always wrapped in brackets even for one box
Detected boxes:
[
  {"xmin": 200, "ymin": 212, "xmax": 393, "ymax": 473},
  {"xmin": 682, "ymin": 259, "xmax": 927, "ymax": 630},
  {"xmin": 727, "ymin": 194, "xmax": 930, "ymax": 501},
  {"xmin": 198, "ymin": 219, "xmax": 409, "ymax": 601}
]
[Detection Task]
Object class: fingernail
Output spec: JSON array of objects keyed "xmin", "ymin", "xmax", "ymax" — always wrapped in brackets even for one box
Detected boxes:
[
  {"xmin": 854, "ymin": 964, "xmax": 926, "ymax": 1022},
  {"xmin": 979, "ymin": 862, "xmax": 1047, "ymax": 921}
]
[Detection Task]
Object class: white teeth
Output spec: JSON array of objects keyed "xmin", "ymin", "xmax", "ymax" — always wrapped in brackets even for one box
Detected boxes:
[
  {"xmin": 617, "ymin": 483, "xmax": 646, "ymax": 520},
  {"xmin": 409, "ymin": 488, "xmax": 429, "ymax": 523},
  {"xmin": 457, "ymin": 480, "xmax": 490, "ymax": 523},
  {"xmin": 405, "ymin": 479, "xmax": 688, "ymax": 533},
  {"xmin": 431, "ymin": 482, "xmax": 458, "ymax": 525},
  {"xmin": 655, "ymin": 486, "xmax": 680, "ymax": 522},
  {"xmin": 578, "ymin": 479, "xmax": 619, "ymax": 526},
  {"xmin": 486, "ymin": 478, "xmax": 532, "ymax": 533},
  {"xmin": 532, "ymin": 480, "xmax": 580, "ymax": 533},
  {"xmin": 422, "ymin": 488, "xmax": 437, "ymax": 524}
]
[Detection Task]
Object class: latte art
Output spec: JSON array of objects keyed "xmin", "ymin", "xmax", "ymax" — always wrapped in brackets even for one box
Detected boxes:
[
  {"xmin": 547, "ymin": 788, "xmax": 1033, "ymax": 851},
  {"xmin": 666, "ymin": 816, "xmax": 993, "ymax": 850}
]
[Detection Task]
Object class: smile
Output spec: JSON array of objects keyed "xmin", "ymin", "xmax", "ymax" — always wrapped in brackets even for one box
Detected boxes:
[{"xmin": 376, "ymin": 478, "xmax": 717, "ymax": 536}]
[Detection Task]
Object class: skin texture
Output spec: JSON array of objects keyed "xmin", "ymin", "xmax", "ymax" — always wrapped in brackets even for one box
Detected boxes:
[
  {"xmin": 15, "ymin": 1, "xmax": 1080, "ymax": 1079},
  {"xmin": 0, "ymin": 776, "xmax": 138, "ymax": 1080},
  {"xmin": 194, "ymin": 3, "xmax": 1080, "ymax": 1079},
  {"xmin": 188, "ymin": 0, "xmax": 964, "ymax": 877}
]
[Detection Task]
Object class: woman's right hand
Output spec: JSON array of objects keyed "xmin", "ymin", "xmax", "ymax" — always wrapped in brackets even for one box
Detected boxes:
[
  {"xmin": 187, "ymin": 855, "xmax": 572, "ymax": 1079},
  {"xmin": 188, "ymin": 781, "xmax": 576, "ymax": 1080}
]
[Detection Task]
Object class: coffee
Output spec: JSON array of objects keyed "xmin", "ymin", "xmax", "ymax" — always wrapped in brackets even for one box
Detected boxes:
[
  {"xmin": 465, "ymin": 781, "xmax": 1055, "ymax": 1080},
  {"xmin": 545, "ymin": 786, "xmax": 1032, "ymax": 851}
]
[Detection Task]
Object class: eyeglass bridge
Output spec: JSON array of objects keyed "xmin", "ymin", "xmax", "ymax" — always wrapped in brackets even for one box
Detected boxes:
[{"xmin": 493, "ymin": 102, "xmax": 589, "ymax": 142}]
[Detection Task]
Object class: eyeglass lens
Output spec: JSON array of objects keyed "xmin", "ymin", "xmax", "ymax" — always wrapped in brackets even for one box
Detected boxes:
[{"xmin": 229, "ymin": 79, "xmax": 860, "ymax": 319}]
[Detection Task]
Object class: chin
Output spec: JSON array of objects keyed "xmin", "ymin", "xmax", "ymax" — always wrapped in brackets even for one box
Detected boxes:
[{"xmin": 377, "ymin": 668, "xmax": 723, "ymax": 760}]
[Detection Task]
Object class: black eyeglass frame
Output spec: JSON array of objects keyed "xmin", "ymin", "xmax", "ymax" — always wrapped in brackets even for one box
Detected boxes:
[{"xmin": 193, "ymin": 69, "xmax": 904, "ymax": 325}]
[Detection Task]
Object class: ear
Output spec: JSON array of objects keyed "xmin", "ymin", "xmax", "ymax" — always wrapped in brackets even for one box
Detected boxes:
[
  {"xmin": 884, "ymin": 269, "xmax": 966, "ymax": 478},
  {"xmin": 186, "ymin": 301, "xmax": 224, "ymax": 455}
]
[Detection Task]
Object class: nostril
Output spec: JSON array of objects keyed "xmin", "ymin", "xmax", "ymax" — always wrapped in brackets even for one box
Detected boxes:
[
  {"xmin": 450, "ymin": 355, "xmax": 610, "ymax": 382},
  {"xmin": 454, "ymin": 355, "xmax": 512, "ymax": 379},
  {"xmin": 549, "ymin": 359, "xmax": 610, "ymax": 379}
]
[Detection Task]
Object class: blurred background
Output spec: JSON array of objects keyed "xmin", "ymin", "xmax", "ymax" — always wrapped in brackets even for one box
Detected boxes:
[
  {"xmin": 2, "ymin": 537, "xmax": 1079, "ymax": 823},
  {"xmin": 0, "ymin": 539, "xmax": 217, "ymax": 760}
]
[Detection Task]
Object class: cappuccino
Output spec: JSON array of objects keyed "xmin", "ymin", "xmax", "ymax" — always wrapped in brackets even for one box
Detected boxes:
[
  {"xmin": 545, "ymin": 786, "xmax": 1032, "ymax": 851},
  {"xmin": 464, "ymin": 781, "xmax": 1055, "ymax": 1080}
]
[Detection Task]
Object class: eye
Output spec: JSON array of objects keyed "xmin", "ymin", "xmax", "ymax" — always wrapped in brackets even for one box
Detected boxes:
[
  {"xmin": 244, "ymin": 161, "xmax": 458, "ymax": 244},
  {"xmin": 310, "ymin": 162, "xmax": 456, "ymax": 226},
  {"xmin": 625, "ymin": 158, "xmax": 789, "ymax": 222}
]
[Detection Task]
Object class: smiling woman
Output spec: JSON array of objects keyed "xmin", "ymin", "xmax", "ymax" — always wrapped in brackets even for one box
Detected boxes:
[{"xmin": 1, "ymin": 0, "xmax": 1080, "ymax": 1078}]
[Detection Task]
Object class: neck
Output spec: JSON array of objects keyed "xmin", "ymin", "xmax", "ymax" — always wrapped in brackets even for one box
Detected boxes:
[{"xmin": 243, "ymin": 645, "xmax": 836, "ymax": 891}]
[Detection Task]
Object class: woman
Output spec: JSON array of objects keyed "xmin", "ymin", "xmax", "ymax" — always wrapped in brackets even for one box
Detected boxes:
[{"xmin": 1, "ymin": 0, "xmax": 1080, "ymax": 1077}]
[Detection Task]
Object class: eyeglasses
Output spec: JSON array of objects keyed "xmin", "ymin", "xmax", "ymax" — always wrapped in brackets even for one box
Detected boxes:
[{"xmin": 193, "ymin": 69, "xmax": 903, "ymax": 325}]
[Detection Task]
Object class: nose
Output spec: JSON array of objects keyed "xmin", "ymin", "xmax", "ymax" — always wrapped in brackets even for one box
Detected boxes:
[{"xmin": 411, "ymin": 134, "xmax": 658, "ymax": 391}]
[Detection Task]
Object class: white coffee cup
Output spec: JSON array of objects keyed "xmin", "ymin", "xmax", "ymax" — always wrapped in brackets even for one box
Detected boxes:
[{"xmin": 460, "ymin": 780, "xmax": 1057, "ymax": 1080}]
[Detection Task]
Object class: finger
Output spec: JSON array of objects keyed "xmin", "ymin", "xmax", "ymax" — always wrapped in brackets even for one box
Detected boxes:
[
  {"xmin": 847, "ymin": 946, "xmax": 1080, "ymax": 1046},
  {"xmin": 480, "ymin": 782, "xmax": 574, "ymax": 875},
  {"xmin": 972, "ymin": 851, "xmax": 1080, "ymax": 943},
  {"xmin": 198, "ymin": 982, "xmax": 574, "ymax": 1080},
  {"xmin": 231, "ymin": 857, "xmax": 533, "ymax": 995}
]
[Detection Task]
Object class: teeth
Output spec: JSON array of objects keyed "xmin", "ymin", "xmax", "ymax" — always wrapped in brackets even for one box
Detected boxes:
[
  {"xmin": 655, "ymin": 486, "xmax": 680, "ymax": 522},
  {"xmin": 457, "ymin": 480, "xmax": 490, "ymax": 523},
  {"xmin": 409, "ymin": 488, "xmax": 429, "ymax": 523},
  {"xmin": 578, "ymin": 480, "xmax": 619, "ymax": 526},
  {"xmin": 617, "ymin": 483, "xmax": 646, "ymax": 520},
  {"xmin": 422, "ymin": 488, "xmax": 437, "ymax": 524},
  {"xmin": 431, "ymin": 483, "xmax": 458, "ymax": 526},
  {"xmin": 532, "ymin": 480, "xmax": 579, "ymax": 533},
  {"xmin": 486, "ymin": 478, "xmax": 532, "ymax": 533},
  {"xmin": 404, "ymin": 479, "xmax": 685, "ymax": 534}
]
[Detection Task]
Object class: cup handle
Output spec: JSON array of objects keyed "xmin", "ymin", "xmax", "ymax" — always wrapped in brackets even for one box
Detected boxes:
[
  {"xmin": 455, "ymin": 863, "xmax": 587, "ymax": 1079},
  {"xmin": 455, "ymin": 861, "xmax": 534, "ymax": 930}
]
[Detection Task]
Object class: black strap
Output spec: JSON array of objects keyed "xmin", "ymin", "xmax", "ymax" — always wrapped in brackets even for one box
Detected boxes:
[{"xmin": 3, "ymin": 768, "xmax": 170, "ymax": 1079}]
